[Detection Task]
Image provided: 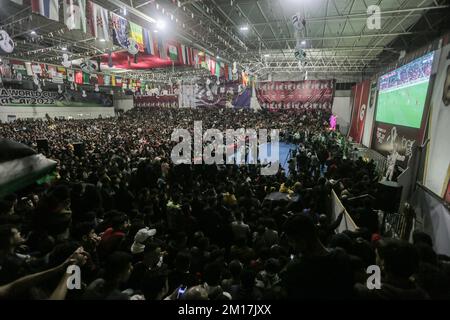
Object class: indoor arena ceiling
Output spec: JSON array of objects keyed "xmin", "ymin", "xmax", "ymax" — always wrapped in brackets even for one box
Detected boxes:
[{"xmin": 1, "ymin": 0, "xmax": 449, "ymax": 80}]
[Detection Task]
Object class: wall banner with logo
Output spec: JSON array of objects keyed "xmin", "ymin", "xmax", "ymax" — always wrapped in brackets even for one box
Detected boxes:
[
  {"xmin": 0, "ymin": 88, "xmax": 58, "ymax": 105},
  {"xmin": 0, "ymin": 88, "xmax": 113, "ymax": 107},
  {"xmin": 257, "ymin": 80, "xmax": 335, "ymax": 110}
]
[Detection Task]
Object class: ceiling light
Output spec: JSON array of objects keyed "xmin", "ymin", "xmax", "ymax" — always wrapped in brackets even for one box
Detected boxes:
[
  {"xmin": 301, "ymin": 40, "xmax": 306, "ymax": 45},
  {"xmin": 156, "ymin": 20, "xmax": 166, "ymax": 30},
  {"xmin": 154, "ymin": 29, "xmax": 158, "ymax": 33},
  {"xmin": 264, "ymin": 54, "xmax": 270, "ymax": 57},
  {"xmin": 99, "ymin": 38, "xmax": 106, "ymax": 42},
  {"xmin": 30, "ymin": 30, "xmax": 36, "ymax": 35},
  {"xmin": 216, "ymin": 55, "xmax": 220, "ymax": 59},
  {"xmin": 61, "ymin": 47, "xmax": 67, "ymax": 51},
  {"xmin": 240, "ymin": 26, "xmax": 249, "ymax": 31}
]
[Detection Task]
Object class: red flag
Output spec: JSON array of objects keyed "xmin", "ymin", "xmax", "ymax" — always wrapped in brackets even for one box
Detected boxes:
[
  {"xmin": 348, "ymin": 80, "xmax": 371, "ymax": 143},
  {"xmin": 188, "ymin": 47, "xmax": 194, "ymax": 65},
  {"xmin": 75, "ymin": 70, "xmax": 83, "ymax": 84}
]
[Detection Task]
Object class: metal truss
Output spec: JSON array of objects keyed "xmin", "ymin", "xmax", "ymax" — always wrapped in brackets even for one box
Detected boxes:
[{"xmin": 1, "ymin": 0, "xmax": 448, "ymax": 80}]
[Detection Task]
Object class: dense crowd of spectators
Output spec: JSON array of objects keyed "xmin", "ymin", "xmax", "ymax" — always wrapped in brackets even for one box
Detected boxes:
[{"xmin": 0, "ymin": 107, "xmax": 449, "ymax": 300}]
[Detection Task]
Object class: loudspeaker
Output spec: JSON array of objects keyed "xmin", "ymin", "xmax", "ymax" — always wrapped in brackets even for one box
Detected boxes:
[
  {"xmin": 36, "ymin": 138, "xmax": 48, "ymax": 153},
  {"xmin": 73, "ymin": 142, "xmax": 85, "ymax": 157},
  {"xmin": 375, "ymin": 180, "xmax": 403, "ymax": 213}
]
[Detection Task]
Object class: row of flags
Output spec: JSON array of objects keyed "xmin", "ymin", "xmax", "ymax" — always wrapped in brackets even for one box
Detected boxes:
[
  {"xmin": 1, "ymin": 58, "xmax": 145, "ymax": 89},
  {"xmin": 25, "ymin": 0, "xmax": 235, "ymax": 79}
]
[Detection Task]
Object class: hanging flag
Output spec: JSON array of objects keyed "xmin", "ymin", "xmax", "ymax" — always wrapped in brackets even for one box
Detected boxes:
[
  {"xmin": 168, "ymin": 44, "xmax": 178, "ymax": 62},
  {"xmin": 220, "ymin": 62, "xmax": 225, "ymax": 78},
  {"xmin": 47, "ymin": 65, "xmax": 57, "ymax": 78},
  {"xmin": 63, "ymin": 0, "xmax": 86, "ymax": 32},
  {"xmin": 87, "ymin": 1, "xmax": 109, "ymax": 41},
  {"xmin": 111, "ymin": 74, "xmax": 116, "ymax": 86},
  {"xmin": 143, "ymin": 28, "xmax": 155, "ymax": 55},
  {"xmin": 40, "ymin": 64, "xmax": 49, "ymax": 78},
  {"xmin": 186, "ymin": 47, "xmax": 192, "ymax": 65},
  {"xmin": 153, "ymin": 33, "xmax": 159, "ymax": 56},
  {"xmin": 129, "ymin": 21, "xmax": 144, "ymax": 52},
  {"xmin": 215, "ymin": 61, "xmax": 220, "ymax": 77},
  {"xmin": 75, "ymin": 70, "xmax": 83, "ymax": 84},
  {"xmin": 158, "ymin": 35, "xmax": 167, "ymax": 59},
  {"xmin": 31, "ymin": 0, "xmax": 60, "ymax": 21},
  {"xmin": 187, "ymin": 47, "xmax": 192, "ymax": 65},
  {"xmin": 104, "ymin": 74, "xmax": 110, "ymax": 86},
  {"xmin": 10, "ymin": 60, "xmax": 27, "ymax": 76},
  {"xmin": 203, "ymin": 55, "xmax": 209, "ymax": 70},
  {"xmin": 57, "ymin": 67, "xmax": 67, "ymax": 76},
  {"xmin": 108, "ymin": 51, "xmax": 113, "ymax": 67},
  {"xmin": 177, "ymin": 43, "xmax": 183, "ymax": 64},
  {"xmin": 202, "ymin": 53, "xmax": 208, "ymax": 70},
  {"xmin": 208, "ymin": 57, "xmax": 216, "ymax": 75},
  {"xmin": 115, "ymin": 76, "xmax": 122, "ymax": 87},
  {"xmin": 25, "ymin": 62, "xmax": 33, "ymax": 76},
  {"xmin": 193, "ymin": 49, "xmax": 199, "ymax": 68},
  {"xmin": 31, "ymin": 63, "xmax": 47, "ymax": 78},
  {"xmin": 110, "ymin": 12, "xmax": 129, "ymax": 49},
  {"xmin": 0, "ymin": 60, "xmax": 12, "ymax": 79},
  {"xmin": 181, "ymin": 44, "xmax": 187, "ymax": 65},
  {"xmin": 67, "ymin": 69, "xmax": 74, "ymax": 82},
  {"xmin": 190, "ymin": 48, "xmax": 195, "ymax": 66},
  {"xmin": 82, "ymin": 71, "xmax": 90, "ymax": 84},
  {"xmin": 52, "ymin": 67, "xmax": 65, "ymax": 83},
  {"xmin": 97, "ymin": 74, "xmax": 104, "ymax": 85}
]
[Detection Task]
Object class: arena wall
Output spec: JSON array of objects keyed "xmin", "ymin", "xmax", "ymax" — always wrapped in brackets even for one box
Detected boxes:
[
  {"xmin": 0, "ymin": 105, "xmax": 115, "ymax": 122},
  {"xmin": 332, "ymin": 92, "xmax": 352, "ymax": 135},
  {"xmin": 424, "ymin": 43, "xmax": 450, "ymax": 198}
]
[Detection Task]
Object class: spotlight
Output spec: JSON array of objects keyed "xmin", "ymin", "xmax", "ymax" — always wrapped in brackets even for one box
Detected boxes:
[
  {"xmin": 240, "ymin": 26, "xmax": 249, "ymax": 31},
  {"xmin": 30, "ymin": 30, "xmax": 36, "ymax": 35},
  {"xmin": 301, "ymin": 40, "xmax": 306, "ymax": 45}
]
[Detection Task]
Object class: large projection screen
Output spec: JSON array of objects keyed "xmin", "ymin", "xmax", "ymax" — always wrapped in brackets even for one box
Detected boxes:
[{"xmin": 375, "ymin": 52, "xmax": 434, "ymax": 128}]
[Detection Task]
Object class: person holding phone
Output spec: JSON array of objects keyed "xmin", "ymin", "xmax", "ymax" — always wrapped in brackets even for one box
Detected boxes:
[{"xmin": 177, "ymin": 285, "xmax": 187, "ymax": 299}]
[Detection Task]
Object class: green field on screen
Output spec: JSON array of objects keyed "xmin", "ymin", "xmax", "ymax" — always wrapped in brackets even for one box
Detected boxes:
[{"xmin": 376, "ymin": 81, "xmax": 429, "ymax": 128}]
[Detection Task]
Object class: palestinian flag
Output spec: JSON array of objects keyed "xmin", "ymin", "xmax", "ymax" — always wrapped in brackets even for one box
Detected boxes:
[{"xmin": 168, "ymin": 44, "xmax": 178, "ymax": 62}]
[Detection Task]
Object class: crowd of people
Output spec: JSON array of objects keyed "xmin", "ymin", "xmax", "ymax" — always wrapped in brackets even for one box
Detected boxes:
[{"xmin": 0, "ymin": 106, "xmax": 449, "ymax": 300}]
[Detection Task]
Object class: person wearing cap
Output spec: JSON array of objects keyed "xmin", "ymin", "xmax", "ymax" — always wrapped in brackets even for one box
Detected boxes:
[{"xmin": 130, "ymin": 227, "xmax": 156, "ymax": 256}]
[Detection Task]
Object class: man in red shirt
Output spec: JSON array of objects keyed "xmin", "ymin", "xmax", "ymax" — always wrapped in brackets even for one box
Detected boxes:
[{"xmin": 98, "ymin": 213, "xmax": 130, "ymax": 259}]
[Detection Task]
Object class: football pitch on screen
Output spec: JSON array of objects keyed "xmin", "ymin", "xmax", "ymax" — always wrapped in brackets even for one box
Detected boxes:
[{"xmin": 376, "ymin": 81, "xmax": 429, "ymax": 129}]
